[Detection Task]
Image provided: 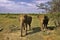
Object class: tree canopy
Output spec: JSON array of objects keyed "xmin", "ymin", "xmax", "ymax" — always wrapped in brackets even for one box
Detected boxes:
[{"xmin": 37, "ymin": 0, "xmax": 60, "ymax": 13}]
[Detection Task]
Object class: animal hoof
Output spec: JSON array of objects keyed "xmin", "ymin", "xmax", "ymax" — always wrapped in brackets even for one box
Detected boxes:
[{"xmin": 21, "ymin": 35, "xmax": 24, "ymax": 37}]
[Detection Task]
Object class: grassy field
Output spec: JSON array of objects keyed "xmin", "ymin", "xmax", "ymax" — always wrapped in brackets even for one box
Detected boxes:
[{"xmin": 0, "ymin": 14, "xmax": 60, "ymax": 40}]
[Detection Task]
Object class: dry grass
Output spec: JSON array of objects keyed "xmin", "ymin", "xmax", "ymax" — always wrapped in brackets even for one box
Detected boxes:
[{"xmin": 0, "ymin": 14, "xmax": 60, "ymax": 40}]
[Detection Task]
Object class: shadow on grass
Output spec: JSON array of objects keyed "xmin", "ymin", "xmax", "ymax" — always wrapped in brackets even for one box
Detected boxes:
[
  {"xmin": 27, "ymin": 27, "xmax": 41, "ymax": 35},
  {"xmin": 47, "ymin": 26, "xmax": 56, "ymax": 30},
  {"xmin": 27, "ymin": 26, "xmax": 56, "ymax": 35}
]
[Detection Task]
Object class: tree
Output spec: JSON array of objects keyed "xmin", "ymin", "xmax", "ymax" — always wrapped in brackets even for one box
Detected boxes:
[
  {"xmin": 37, "ymin": 0, "xmax": 60, "ymax": 13},
  {"xmin": 37, "ymin": 0, "xmax": 60, "ymax": 27},
  {"xmin": 37, "ymin": 3, "xmax": 50, "ymax": 13},
  {"xmin": 49, "ymin": 0, "xmax": 60, "ymax": 13}
]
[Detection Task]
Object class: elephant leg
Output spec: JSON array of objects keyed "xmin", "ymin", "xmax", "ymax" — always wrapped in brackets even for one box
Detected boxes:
[
  {"xmin": 21, "ymin": 26, "xmax": 23, "ymax": 37},
  {"xmin": 29, "ymin": 24, "xmax": 31, "ymax": 30},
  {"xmin": 25, "ymin": 23, "xmax": 28, "ymax": 35}
]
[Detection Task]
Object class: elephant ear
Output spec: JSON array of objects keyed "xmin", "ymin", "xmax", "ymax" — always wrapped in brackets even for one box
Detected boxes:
[{"xmin": 18, "ymin": 15, "xmax": 24, "ymax": 27}]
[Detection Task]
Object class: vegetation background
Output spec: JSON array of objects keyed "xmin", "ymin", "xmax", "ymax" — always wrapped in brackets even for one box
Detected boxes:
[{"xmin": 0, "ymin": 13, "xmax": 60, "ymax": 40}]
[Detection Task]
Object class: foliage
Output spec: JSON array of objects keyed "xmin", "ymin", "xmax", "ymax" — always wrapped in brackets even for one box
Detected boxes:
[
  {"xmin": 37, "ymin": 0, "xmax": 60, "ymax": 13},
  {"xmin": 49, "ymin": 13, "xmax": 60, "ymax": 27}
]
